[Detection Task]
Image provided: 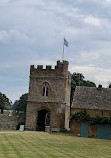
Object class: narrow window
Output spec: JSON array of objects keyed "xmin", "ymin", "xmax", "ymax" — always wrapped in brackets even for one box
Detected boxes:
[
  {"xmin": 43, "ymin": 86, "xmax": 45, "ymax": 96},
  {"xmin": 46, "ymin": 87, "xmax": 48, "ymax": 96},
  {"xmin": 42, "ymin": 83, "xmax": 49, "ymax": 97}
]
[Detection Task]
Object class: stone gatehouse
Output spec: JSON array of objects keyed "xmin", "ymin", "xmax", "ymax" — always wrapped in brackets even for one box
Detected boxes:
[{"xmin": 25, "ymin": 60, "xmax": 71, "ymax": 132}]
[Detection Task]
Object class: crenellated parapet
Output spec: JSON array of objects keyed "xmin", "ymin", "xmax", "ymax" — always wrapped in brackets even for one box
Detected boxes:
[{"xmin": 30, "ymin": 60, "xmax": 69, "ymax": 78}]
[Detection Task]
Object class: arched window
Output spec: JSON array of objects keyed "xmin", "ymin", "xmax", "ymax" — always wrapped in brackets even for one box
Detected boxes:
[
  {"xmin": 43, "ymin": 86, "xmax": 45, "ymax": 96},
  {"xmin": 46, "ymin": 87, "xmax": 48, "ymax": 96},
  {"xmin": 42, "ymin": 84, "xmax": 49, "ymax": 97}
]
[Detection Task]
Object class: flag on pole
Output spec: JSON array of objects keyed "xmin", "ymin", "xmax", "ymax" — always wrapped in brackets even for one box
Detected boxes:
[
  {"xmin": 62, "ymin": 37, "xmax": 68, "ymax": 61},
  {"xmin": 64, "ymin": 38, "xmax": 68, "ymax": 47}
]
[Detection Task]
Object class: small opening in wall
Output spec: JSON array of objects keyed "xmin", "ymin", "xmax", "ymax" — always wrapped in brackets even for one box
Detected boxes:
[
  {"xmin": 43, "ymin": 86, "xmax": 45, "ymax": 96},
  {"xmin": 42, "ymin": 85, "xmax": 49, "ymax": 97},
  {"xmin": 46, "ymin": 87, "xmax": 48, "ymax": 96}
]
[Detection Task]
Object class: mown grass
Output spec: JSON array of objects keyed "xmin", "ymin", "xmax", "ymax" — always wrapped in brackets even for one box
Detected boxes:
[{"xmin": 0, "ymin": 132, "xmax": 111, "ymax": 158}]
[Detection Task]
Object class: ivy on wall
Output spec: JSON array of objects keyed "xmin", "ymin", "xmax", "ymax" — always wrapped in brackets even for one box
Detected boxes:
[{"xmin": 70, "ymin": 110, "xmax": 111, "ymax": 125}]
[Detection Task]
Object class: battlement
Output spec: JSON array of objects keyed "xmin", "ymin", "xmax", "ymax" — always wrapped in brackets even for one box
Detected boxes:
[
  {"xmin": 46, "ymin": 65, "xmax": 52, "ymax": 70},
  {"xmin": 30, "ymin": 60, "xmax": 69, "ymax": 75},
  {"xmin": 30, "ymin": 60, "xmax": 68, "ymax": 71}
]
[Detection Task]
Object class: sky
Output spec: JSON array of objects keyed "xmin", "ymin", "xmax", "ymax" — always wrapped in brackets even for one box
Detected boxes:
[{"xmin": 0, "ymin": 0, "xmax": 111, "ymax": 102}]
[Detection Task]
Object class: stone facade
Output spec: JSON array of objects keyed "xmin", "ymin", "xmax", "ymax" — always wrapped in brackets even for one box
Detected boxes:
[
  {"xmin": 71, "ymin": 86, "xmax": 111, "ymax": 137},
  {"xmin": 70, "ymin": 121, "xmax": 80, "ymax": 136},
  {"xmin": 70, "ymin": 121, "xmax": 97, "ymax": 138},
  {"xmin": 71, "ymin": 108, "xmax": 111, "ymax": 118},
  {"xmin": 0, "ymin": 110, "xmax": 25, "ymax": 130},
  {"xmin": 71, "ymin": 109, "xmax": 111, "ymax": 137},
  {"xmin": 71, "ymin": 86, "xmax": 111, "ymax": 118},
  {"xmin": 26, "ymin": 60, "xmax": 71, "ymax": 131},
  {"xmin": 89, "ymin": 124, "xmax": 97, "ymax": 138}
]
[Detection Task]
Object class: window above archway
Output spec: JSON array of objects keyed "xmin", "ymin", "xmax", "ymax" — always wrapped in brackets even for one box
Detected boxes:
[{"xmin": 42, "ymin": 82, "xmax": 49, "ymax": 97}]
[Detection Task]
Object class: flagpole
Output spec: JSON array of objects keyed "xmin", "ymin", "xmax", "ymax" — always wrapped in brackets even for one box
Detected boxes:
[{"xmin": 62, "ymin": 37, "xmax": 64, "ymax": 61}]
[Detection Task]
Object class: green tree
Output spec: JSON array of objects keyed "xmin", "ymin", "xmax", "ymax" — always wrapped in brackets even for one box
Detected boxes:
[
  {"xmin": 83, "ymin": 80, "xmax": 96, "ymax": 87},
  {"xmin": 15, "ymin": 93, "xmax": 28, "ymax": 113},
  {"xmin": 0, "ymin": 92, "xmax": 12, "ymax": 113},
  {"xmin": 70, "ymin": 73, "xmax": 96, "ymax": 105}
]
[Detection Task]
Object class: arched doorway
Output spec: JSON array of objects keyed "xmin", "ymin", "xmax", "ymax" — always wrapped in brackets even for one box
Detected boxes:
[{"xmin": 37, "ymin": 109, "xmax": 50, "ymax": 131}]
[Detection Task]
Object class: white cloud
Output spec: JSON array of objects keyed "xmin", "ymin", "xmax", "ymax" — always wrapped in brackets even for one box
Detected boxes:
[
  {"xmin": 102, "ymin": 0, "xmax": 111, "ymax": 5},
  {"xmin": 4, "ymin": 87, "xmax": 28, "ymax": 103},
  {"xmin": 84, "ymin": 16, "xmax": 101, "ymax": 26},
  {"xmin": 69, "ymin": 64, "xmax": 111, "ymax": 87},
  {"xmin": 0, "ymin": 0, "xmax": 10, "ymax": 5},
  {"xmin": 0, "ymin": 30, "xmax": 30, "ymax": 44},
  {"xmin": 0, "ymin": 63, "xmax": 11, "ymax": 68},
  {"xmin": 10, "ymin": 0, "xmax": 45, "ymax": 6}
]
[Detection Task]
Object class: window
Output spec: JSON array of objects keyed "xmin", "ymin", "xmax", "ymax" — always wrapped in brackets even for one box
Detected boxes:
[
  {"xmin": 43, "ymin": 86, "xmax": 45, "ymax": 96},
  {"xmin": 46, "ymin": 87, "xmax": 48, "ymax": 96},
  {"xmin": 42, "ymin": 85, "xmax": 49, "ymax": 97}
]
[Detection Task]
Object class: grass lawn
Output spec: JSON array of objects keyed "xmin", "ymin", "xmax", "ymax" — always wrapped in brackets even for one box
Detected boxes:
[{"xmin": 0, "ymin": 131, "xmax": 111, "ymax": 158}]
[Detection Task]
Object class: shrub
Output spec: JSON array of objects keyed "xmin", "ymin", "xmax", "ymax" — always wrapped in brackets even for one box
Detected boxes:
[{"xmin": 70, "ymin": 110, "xmax": 111, "ymax": 125}]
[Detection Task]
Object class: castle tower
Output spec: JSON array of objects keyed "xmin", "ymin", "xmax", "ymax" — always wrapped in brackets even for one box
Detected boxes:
[{"xmin": 25, "ymin": 60, "xmax": 71, "ymax": 131}]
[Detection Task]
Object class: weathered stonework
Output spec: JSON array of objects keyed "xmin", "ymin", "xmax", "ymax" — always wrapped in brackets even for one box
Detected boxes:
[
  {"xmin": 71, "ymin": 86, "xmax": 111, "ymax": 137},
  {"xmin": 71, "ymin": 108, "xmax": 111, "ymax": 117},
  {"xmin": 70, "ymin": 121, "xmax": 97, "ymax": 138},
  {"xmin": 70, "ymin": 121, "xmax": 80, "ymax": 135},
  {"xmin": 89, "ymin": 124, "xmax": 97, "ymax": 138},
  {"xmin": 0, "ymin": 110, "xmax": 25, "ymax": 130},
  {"xmin": 71, "ymin": 109, "xmax": 111, "ymax": 137},
  {"xmin": 26, "ymin": 60, "xmax": 71, "ymax": 131}
]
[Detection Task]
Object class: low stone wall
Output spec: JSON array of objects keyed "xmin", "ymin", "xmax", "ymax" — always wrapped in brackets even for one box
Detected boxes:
[{"xmin": 0, "ymin": 110, "xmax": 25, "ymax": 130}]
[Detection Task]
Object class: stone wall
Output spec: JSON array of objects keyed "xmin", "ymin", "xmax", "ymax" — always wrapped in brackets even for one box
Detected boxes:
[
  {"xmin": 26, "ymin": 102, "xmax": 65, "ymax": 131},
  {"xmin": 70, "ymin": 122, "xmax": 97, "ymax": 138},
  {"xmin": 65, "ymin": 72, "xmax": 71, "ymax": 130},
  {"xmin": 65, "ymin": 105, "xmax": 70, "ymax": 131},
  {"xmin": 70, "ymin": 108, "xmax": 111, "ymax": 137},
  {"xmin": 71, "ymin": 108, "xmax": 111, "ymax": 117},
  {"xmin": 28, "ymin": 60, "xmax": 70, "ymax": 103},
  {"xmin": 89, "ymin": 124, "xmax": 97, "ymax": 138},
  {"xmin": 70, "ymin": 121, "xmax": 80, "ymax": 136},
  {"xmin": 0, "ymin": 110, "xmax": 25, "ymax": 130},
  {"xmin": 26, "ymin": 60, "xmax": 71, "ymax": 131}
]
